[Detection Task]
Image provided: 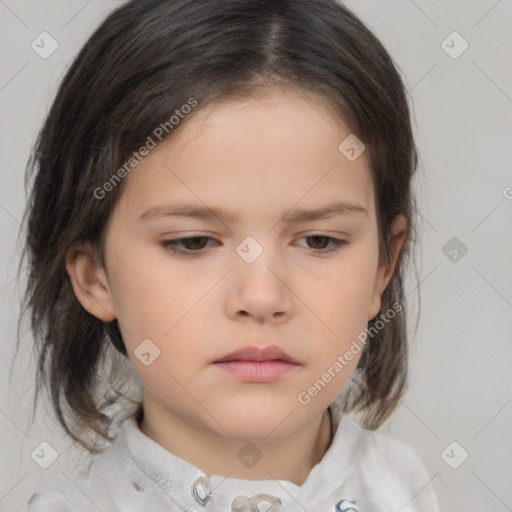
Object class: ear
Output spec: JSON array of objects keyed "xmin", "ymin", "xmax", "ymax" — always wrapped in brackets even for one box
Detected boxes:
[
  {"xmin": 368, "ymin": 214, "xmax": 408, "ymax": 321},
  {"xmin": 65, "ymin": 241, "xmax": 116, "ymax": 322}
]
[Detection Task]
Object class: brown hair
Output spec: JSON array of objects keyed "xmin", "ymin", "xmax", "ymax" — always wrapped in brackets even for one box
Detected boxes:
[{"xmin": 16, "ymin": 0, "xmax": 421, "ymax": 452}]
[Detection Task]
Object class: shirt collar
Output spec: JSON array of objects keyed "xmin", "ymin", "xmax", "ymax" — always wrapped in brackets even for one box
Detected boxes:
[{"xmin": 120, "ymin": 399, "xmax": 360, "ymax": 511}]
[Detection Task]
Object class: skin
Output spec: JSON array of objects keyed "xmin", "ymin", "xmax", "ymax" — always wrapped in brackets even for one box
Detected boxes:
[{"xmin": 66, "ymin": 89, "xmax": 407, "ymax": 485}]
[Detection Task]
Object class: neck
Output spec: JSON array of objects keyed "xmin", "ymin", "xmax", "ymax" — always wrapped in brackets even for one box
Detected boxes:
[{"xmin": 139, "ymin": 394, "xmax": 333, "ymax": 486}]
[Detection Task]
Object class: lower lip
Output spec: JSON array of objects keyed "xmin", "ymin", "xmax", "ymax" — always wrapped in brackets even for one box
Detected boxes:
[{"xmin": 213, "ymin": 360, "xmax": 299, "ymax": 382}]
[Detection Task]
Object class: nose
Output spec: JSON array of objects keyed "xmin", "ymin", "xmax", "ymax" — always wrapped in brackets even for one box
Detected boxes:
[{"xmin": 225, "ymin": 238, "xmax": 294, "ymax": 324}]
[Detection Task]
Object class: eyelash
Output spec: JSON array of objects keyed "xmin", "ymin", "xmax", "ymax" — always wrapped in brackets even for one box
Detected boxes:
[{"xmin": 160, "ymin": 234, "xmax": 347, "ymax": 256}]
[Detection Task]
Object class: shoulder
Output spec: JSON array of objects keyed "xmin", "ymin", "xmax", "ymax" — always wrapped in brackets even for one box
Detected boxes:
[
  {"xmin": 23, "ymin": 417, "xmax": 162, "ymax": 512},
  {"xmin": 22, "ymin": 488, "xmax": 80, "ymax": 512},
  {"xmin": 22, "ymin": 430, "xmax": 132, "ymax": 512},
  {"xmin": 22, "ymin": 460, "xmax": 116, "ymax": 512},
  {"xmin": 360, "ymin": 419, "xmax": 429, "ymax": 475},
  {"xmin": 336, "ymin": 413, "xmax": 440, "ymax": 511},
  {"xmin": 333, "ymin": 408, "xmax": 429, "ymax": 475}
]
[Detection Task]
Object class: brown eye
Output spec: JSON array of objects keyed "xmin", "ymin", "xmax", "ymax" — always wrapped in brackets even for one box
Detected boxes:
[
  {"xmin": 305, "ymin": 235, "xmax": 330, "ymax": 250},
  {"xmin": 180, "ymin": 236, "xmax": 209, "ymax": 250},
  {"xmin": 160, "ymin": 236, "xmax": 214, "ymax": 254},
  {"xmin": 296, "ymin": 234, "xmax": 347, "ymax": 255}
]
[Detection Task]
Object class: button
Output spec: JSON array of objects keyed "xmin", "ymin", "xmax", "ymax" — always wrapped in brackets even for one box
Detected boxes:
[
  {"xmin": 191, "ymin": 476, "xmax": 211, "ymax": 506},
  {"xmin": 335, "ymin": 497, "xmax": 358, "ymax": 511},
  {"xmin": 231, "ymin": 493, "xmax": 281, "ymax": 511}
]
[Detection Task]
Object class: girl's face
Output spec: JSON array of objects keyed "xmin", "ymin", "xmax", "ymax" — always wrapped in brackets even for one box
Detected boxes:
[{"xmin": 83, "ymin": 90, "xmax": 404, "ymax": 441}]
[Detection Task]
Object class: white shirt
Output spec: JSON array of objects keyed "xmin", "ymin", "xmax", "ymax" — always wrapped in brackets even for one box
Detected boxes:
[{"xmin": 24, "ymin": 400, "xmax": 440, "ymax": 512}]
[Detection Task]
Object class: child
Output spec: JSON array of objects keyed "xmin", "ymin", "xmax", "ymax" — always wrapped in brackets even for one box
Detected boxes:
[{"xmin": 19, "ymin": 0, "xmax": 440, "ymax": 510}]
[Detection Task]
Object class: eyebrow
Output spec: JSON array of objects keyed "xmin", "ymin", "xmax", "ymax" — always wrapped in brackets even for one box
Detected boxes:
[{"xmin": 138, "ymin": 200, "xmax": 368, "ymax": 224}]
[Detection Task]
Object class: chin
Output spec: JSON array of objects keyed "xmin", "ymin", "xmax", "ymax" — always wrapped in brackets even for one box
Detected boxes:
[{"xmin": 210, "ymin": 406, "xmax": 305, "ymax": 443}]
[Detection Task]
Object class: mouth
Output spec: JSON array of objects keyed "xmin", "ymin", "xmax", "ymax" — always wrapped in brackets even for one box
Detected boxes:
[
  {"xmin": 213, "ymin": 345, "xmax": 300, "ymax": 382},
  {"xmin": 214, "ymin": 345, "xmax": 299, "ymax": 364}
]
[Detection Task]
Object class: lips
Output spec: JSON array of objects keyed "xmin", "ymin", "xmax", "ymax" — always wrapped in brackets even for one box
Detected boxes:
[{"xmin": 214, "ymin": 345, "xmax": 299, "ymax": 364}]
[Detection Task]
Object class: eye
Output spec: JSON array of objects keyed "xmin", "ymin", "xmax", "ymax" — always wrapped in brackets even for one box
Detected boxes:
[
  {"xmin": 295, "ymin": 234, "xmax": 347, "ymax": 254},
  {"xmin": 160, "ymin": 235, "xmax": 216, "ymax": 255},
  {"xmin": 160, "ymin": 234, "xmax": 347, "ymax": 257}
]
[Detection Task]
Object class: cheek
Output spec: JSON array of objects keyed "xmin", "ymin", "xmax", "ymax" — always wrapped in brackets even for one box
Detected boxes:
[
  {"xmin": 107, "ymin": 243, "xmax": 200, "ymax": 343},
  {"xmin": 315, "ymin": 250, "xmax": 378, "ymax": 340},
  {"xmin": 107, "ymin": 244, "xmax": 228, "ymax": 381}
]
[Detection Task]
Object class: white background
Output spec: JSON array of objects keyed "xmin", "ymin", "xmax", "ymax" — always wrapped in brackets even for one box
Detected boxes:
[{"xmin": 1, "ymin": 1, "xmax": 511, "ymax": 511}]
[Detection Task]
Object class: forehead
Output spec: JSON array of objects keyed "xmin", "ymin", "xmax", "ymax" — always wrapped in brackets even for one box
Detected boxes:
[{"xmin": 115, "ymin": 90, "xmax": 375, "ymax": 224}]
